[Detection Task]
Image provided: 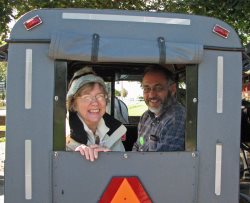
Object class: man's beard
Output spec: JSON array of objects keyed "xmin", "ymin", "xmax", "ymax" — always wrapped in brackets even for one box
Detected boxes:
[
  {"xmin": 148, "ymin": 103, "xmax": 163, "ymax": 115},
  {"xmin": 148, "ymin": 106, "xmax": 162, "ymax": 115},
  {"xmin": 147, "ymin": 96, "xmax": 169, "ymax": 116}
]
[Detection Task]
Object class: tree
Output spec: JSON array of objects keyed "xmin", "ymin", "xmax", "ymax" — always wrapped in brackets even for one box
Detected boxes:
[
  {"xmin": 0, "ymin": 0, "xmax": 12, "ymax": 43},
  {"xmin": 121, "ymin": 88, "xmax": 128, "ymax": 97},
  {"xmin": 0, "ymin": 0, "xmax": 147, "ymax": 43},
  {"xmin": 0, "ymin": 0, "xmax": 249, "ymax": 44},
  {"xmin": 115, "ymin": 89, "xmax": 121, "ymax": 97},
  {"xmin": 0, "ymin": 62, "xmax": 6, "ymax": 82},
  {"xmin": 147, "ymin": 0, "xmax": 250, "ymax": 45}
]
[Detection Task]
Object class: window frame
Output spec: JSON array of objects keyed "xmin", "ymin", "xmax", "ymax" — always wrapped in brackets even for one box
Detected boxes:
[{"xmin": 53, "ymin": 61, "xmax": 198, "ymax": 151}]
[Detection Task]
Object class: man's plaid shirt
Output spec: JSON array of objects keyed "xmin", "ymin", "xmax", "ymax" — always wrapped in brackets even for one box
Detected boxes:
[{"xmin": 133, "ymin": 96, "xmax": 185, "ymax": 152}]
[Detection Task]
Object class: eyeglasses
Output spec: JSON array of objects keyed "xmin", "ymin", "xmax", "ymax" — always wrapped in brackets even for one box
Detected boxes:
[
  {"xmin": 77, "ymin": 93, "xmax": 107, "ymax": 104},
  {"xmin": 142, "ymin": 85, "xmax": 167, "ymax": 93}
]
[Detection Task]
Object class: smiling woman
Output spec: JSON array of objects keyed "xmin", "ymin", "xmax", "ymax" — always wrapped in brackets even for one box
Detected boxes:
[{"xmin": 65, "ymin": 66, "xmax": 126, "ymax": 161}]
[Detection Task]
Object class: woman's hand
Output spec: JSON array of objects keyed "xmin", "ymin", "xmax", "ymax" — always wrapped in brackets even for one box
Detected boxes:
[{"xmin": 75, "ymin": 144, "xmax": 110, "ymax": 162}]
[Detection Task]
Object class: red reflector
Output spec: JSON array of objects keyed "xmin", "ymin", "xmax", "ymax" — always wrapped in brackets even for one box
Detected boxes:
[
  {"xmin": 213, "ymin": 24, "xmax": 230, "ymax": 38},
  {"xmin": 24, "ymin": 15, "xmax": 42, "ymax": 30},
  {"xmin": 121, "ymin": 134, "xmax": 126, "ymax": 141}
]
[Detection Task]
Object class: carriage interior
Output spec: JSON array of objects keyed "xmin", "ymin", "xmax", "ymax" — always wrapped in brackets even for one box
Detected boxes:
[{"xmin": 66, "ymin": 62, "xmax": 187, "ymax": 151}]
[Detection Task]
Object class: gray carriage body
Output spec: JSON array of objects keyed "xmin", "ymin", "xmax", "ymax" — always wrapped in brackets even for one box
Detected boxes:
[{"xmin": 5, "ymin": 9, "xmax": 242, "ymax": 203}]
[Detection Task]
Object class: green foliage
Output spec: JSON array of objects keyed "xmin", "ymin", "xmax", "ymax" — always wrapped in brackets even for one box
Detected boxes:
[
  {"xmin": 0, "ymin": 0, "xmax": 249, "ymax": 44},
  {"xmin": 121, "ymin": 88, "xmax": 128, "ymax": 97},
  {"xmin": 0, "ymin": 62, "xmax": 6, "ymax": 81},
  {"xmin": 147, "ymin": 0, "xmax": 250, "ymax": 45},
  {"xmin": 0, "ymin": 0, "xmax": 12, "ymax": 41},
  {"xmin": 115, "ymin": 89, "xmax": 121, "ymax": 96},
  {"xmin": 128, "ymin": 101, "xmax": 147, "ymax": 116},
  {"xmin": 0, "ymin": 136, "xmax": 5, "ymax": 142},
  {"xmin": 182, "ymin": 0, "xmax": 250, "ymax": 45}
]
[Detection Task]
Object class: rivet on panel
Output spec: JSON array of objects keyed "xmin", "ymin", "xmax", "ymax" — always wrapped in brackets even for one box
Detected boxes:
[{"xmin": 123, "ymin": 153, "xmax": 128, "ymax": 159}]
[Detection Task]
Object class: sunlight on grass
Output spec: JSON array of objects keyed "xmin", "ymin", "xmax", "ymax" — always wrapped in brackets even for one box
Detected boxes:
[
  {"xmin": 0, "ymin": 126, "xmax": 5, "ymax": 131},
  {"xmin": 128, "ymin": 101, "xmax": 147, "ymax": 116},
  {"xmin": 0, "ymin": 137, "xmax": 5, "ymax": 142},
  {"xmin": 0, "ymin": 126, "xmax": 6, "ymax": 142}
]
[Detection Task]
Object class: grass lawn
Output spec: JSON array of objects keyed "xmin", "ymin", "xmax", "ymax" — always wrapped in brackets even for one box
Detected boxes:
[
  {"xmin": 128, "ymin": 101, "xmax": 147, "ymax": 116},
  {"xmin": 0, "ymin": 126, "xmax": 5, "ymax": 131},
  {"xmin": 0, "ymin": 126, "xmax": 6, "ymax": 142}
]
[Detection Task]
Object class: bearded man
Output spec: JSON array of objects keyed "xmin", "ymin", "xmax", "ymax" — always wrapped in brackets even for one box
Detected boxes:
[{"xmin": 133, "ymin": 66, "xmax": 185, "ymax": 152}]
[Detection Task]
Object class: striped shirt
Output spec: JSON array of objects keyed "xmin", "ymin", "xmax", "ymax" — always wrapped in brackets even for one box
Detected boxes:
[{"xmin": 133, "ymin": 96, "xmax": 185, "ymax": 152}]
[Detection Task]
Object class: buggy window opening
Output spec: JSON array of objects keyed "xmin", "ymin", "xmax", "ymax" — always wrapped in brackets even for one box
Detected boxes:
[{"xmin": 53, "ymin": 61, "xmax": 197, "ymax": 152}]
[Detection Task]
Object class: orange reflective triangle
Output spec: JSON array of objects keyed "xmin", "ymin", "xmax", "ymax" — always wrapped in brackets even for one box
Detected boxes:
[
  {"xmin": 111, "ymin": 178, "xmax": 140, "ymax": 203},
  {"xmin": 99, "ymin": 177, "xmax": 152, "ymax": 203}
]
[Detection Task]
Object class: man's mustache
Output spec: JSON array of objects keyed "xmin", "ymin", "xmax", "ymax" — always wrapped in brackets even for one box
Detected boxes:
[{"xmin": 147, "ymin": 97, "xmax": 161, "ymax": 101}]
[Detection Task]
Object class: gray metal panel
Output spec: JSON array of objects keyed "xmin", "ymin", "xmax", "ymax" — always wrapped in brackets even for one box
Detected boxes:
[
  {"xmin": 48, "ymin": 32, "xmax": 203, "ymax": 64},
  {"xmin": 197, "ymin": 50, "xmax": 242, "ymax": 203},
  {"xmin": 5, "ymin": 8, "xmax": 243, "ymax": 203},
  {"xmin": 10, "ymin": 9, "xmax": 241, "ymax": 48},
  {"xmin": 5, "ymin": 43, "xmax": 54, "ymax": 203},
  {"xmin": 186, "ymin": 65, "xmax": 198, "ymax": 151},
  {"xmin": 53, "ymin": 61, "xmax": 67, "ymax": 151},
  {"xmin": 53, "ymin": 152, "xmax": 199, "ymax": 203}
]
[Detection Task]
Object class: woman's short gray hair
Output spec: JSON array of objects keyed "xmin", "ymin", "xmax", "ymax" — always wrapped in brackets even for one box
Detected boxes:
[{"xmin": 66, "ymin": 66, "xmax": 108, "ymax": 111}]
